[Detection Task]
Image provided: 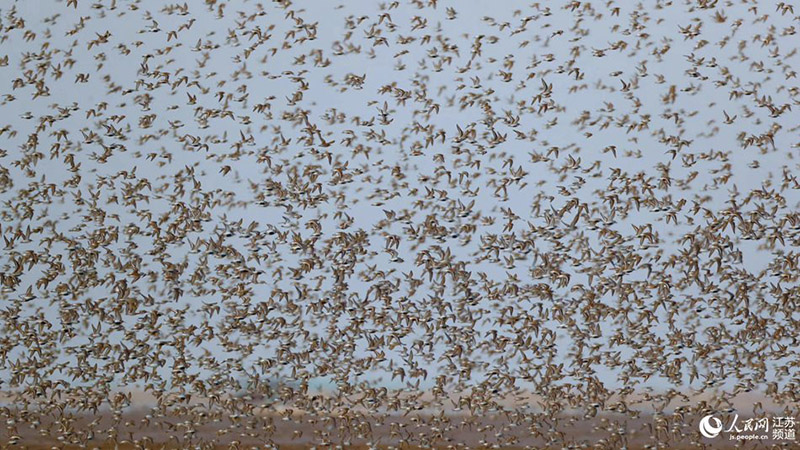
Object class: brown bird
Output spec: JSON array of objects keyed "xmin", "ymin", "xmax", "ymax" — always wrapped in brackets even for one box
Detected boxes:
[{"xmin": 0, "ymin": 1, "xmax": 797, "ymax": 449}]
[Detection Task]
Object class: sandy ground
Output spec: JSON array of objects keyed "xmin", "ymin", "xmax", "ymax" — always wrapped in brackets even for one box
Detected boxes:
[
  {"xmin": 3, "ymin": 409, "xmax": 789, "ymax": 449},
  {"xmin": 1, "ymin": 390, "xmax": 794, "ymax": 448}
]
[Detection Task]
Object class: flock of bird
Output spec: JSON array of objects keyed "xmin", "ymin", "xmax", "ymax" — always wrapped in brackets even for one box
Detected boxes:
[{"xmin": 0, "ymin": 0, "xmax": 799, "ymax": 448}]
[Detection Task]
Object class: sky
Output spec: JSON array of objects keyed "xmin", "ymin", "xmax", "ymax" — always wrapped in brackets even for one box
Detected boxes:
[{"xmin": 0, "ymin": 0, "xmax": 799, "ymax": 413}]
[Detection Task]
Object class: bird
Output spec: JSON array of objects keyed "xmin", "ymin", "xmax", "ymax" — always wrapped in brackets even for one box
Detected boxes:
[{"xmin": 0, "ymin": 0, "xmax": 797, "ymax": 448}]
